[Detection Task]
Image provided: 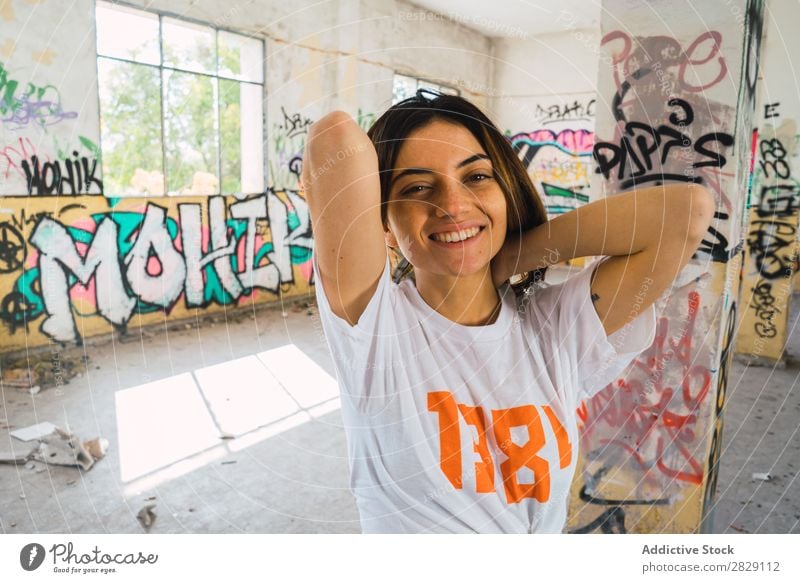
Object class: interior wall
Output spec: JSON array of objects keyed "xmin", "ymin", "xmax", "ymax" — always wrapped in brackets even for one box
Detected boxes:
[
  {"xmin": 0, "ymin": 0, "xmax": 492, "ymax": 353},
  {"xmin": 736, "ymin": 0, "xmax": 800, "ymax": 362},
  {"xmin": 489, "ymin": 29, "xmax": 601, "ymax": 219}
]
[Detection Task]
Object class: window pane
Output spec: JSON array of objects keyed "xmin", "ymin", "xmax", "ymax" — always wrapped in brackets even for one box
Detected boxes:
[
  {"xmin": 162, "ymin": 18, "xmax": 215, "ymax": 74},
  {"xmin": 417, "ymin": 80, "xmax": 441, "ymax": 94},
  {"xmin": 98, "ymin": 58, "xmax": 164, "ymax": 196},
  {"xmin": 163, "ymin": 70, "xmax": 218, "ymax": 195},
  {"xmin": 96, "ymin": 1, "xmax": 159, "ymax": 65},
  {"xmin": 218, "ymin": 31, "xmax": 263, "ymax": 83},
  {"xmin": 392, "ymin": 74, "xmax": 417, "ymax": 104},
  {"xmin": 219, "ymin": 80, "xmax": 264, "ymax": 194}
]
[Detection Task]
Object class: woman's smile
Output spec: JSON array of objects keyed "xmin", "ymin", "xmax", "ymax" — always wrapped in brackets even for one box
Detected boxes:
[{"xmin": 428, "ymin": 225, "xmax": 486, "ymax": 246}]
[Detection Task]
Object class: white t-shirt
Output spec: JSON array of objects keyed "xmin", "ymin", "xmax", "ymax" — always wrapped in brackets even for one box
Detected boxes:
[{"xmin": 313, "ymin": 254, "xmax": 656, "ymax": 533}]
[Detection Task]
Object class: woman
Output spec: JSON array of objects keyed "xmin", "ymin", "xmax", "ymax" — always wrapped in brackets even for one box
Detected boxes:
[{"xmin": 303, "ymin": 90, "xmax": 715, "ymax": 533}]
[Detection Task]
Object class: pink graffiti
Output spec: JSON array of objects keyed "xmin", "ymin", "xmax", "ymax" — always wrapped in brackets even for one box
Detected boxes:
[
  {"xmin": 578, "ymin": 291, "xmax": 709, "ymax": 485},
  {"xmin": 602, "ymin": 30, "xmax": 728, "ymax": 94},
  {"xmin": 509, "ymin": 129, "xmax": 594, "ymax": 155},
  {"xmin": 1, "ymin": 136, "xmax": 50, "ymax": 180}
]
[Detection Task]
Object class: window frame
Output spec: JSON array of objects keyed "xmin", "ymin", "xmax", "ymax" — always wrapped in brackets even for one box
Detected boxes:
[
  {"xmin": 95, "ymin": 0, "xmax": 267, "ymax": 197},
  {"xmin": 392, "ymin": 72, "xmax": 461, "ymax": 104}
]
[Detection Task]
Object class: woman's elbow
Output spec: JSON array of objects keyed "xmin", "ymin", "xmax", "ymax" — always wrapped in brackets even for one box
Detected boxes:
[
  {"xmin": 308, "ymin": 111, "xmax": 359, "ymax": 143},
  {"xmin": 685, "ymin": 184, "xmax": 716, "ymax": 242}
]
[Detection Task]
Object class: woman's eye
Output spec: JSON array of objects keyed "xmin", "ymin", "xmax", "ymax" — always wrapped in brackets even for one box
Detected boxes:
[
  {"xmin": 469, "ymin": 173, "xmax": 492, "ymax": 183},
  {"xmin": 401, "ymin": 184, "xmax": 429, "ymax": 196}
]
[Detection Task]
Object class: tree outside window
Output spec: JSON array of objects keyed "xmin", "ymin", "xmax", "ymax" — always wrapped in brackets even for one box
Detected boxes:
[{"xmin": 96, "ymin": 1, "xmax": 264, "ymax": 196}]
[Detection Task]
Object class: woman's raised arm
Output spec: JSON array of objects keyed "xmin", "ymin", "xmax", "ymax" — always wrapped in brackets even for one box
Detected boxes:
[
  {"xmin": 303, "ymin": 111, "xmax": 387, "ymax": 326},
  {"xmin": 493, "ymin": 183, "xmax": 716, "ymax": 336}
]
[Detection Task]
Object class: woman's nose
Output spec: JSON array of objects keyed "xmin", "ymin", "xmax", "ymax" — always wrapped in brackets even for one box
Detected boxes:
[{"xmin": 434, "ymin": 179, "xmax": 473, "ymax": 219}]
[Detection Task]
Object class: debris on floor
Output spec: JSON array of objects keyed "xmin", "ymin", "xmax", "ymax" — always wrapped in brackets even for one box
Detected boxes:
[
  {"xmin": 83, "ymin": 437, "xmax": 109, "ymax": 461},
  {"xmin": 0, "ymin": 444, "xmax": 39, "ymax": 465},
  {"xmin": 10, "ymin": 422, "xmax": 58, "ymax": 442},
  {"xmin": 32, "ymin": 427, "xmax": 97, "ymax": 471},
  {"xmin": 752, "ymin": 472, "xmax": 773, "ymax": 482},
  {"xmin": 137, "ymin": 504, "xmax": 157, "ymax": 531},
  {"xmin": 7, "ymin": 423, "xmax": 109, "ymax": 471},
  {"xmin": 1, "ymin": 354, "xmax": 83, "ymax": 392},
  {"xmin": 1, "ymin": 366, "xmax": 35, "ymax": 388}
]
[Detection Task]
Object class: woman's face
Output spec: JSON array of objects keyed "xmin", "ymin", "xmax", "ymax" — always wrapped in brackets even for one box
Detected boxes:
[{"xmin": 384, "ymin": 119, "xmax": 508, "ymax": 280}]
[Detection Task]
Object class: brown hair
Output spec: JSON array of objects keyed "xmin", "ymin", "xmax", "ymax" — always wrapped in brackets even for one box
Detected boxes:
[{"xmin": 366, "ymin": 89, "xmax": 548, "ymax": 293}]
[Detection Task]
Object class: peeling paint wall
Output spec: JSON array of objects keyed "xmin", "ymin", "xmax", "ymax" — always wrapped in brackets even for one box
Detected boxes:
[
  {"xmin": 736, "ymin": 0, "xmax": 800, "ymax": 363},
  {"xmin": 566, "ymin": 0, "xmax": 763, "ymax": 534},
  {"xmin": 0, "ymin": 0, "xmax": 102, "ymax": 196}
]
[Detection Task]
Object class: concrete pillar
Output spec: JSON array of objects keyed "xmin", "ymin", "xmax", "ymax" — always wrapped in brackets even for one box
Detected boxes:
[
  {"xmin": 567, "ymin": 0, "xmax": 764, "ymax": 533},
  {"xmin": 736, "ymin": 0, "xmax": 800, "ymax": 365}
]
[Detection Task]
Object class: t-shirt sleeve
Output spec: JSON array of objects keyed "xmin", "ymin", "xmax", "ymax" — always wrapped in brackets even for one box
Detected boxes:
[
  {"xmin": 311, "ymin": 252, "xmax": 396, "ymax": 411},
  {"xmin": 528, "ymin": 256, "xmax": 657, "ymax": 402}
]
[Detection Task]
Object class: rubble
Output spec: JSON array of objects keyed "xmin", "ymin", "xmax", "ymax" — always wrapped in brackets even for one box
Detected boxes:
[
  {"xmin": 6, "ymin": 423, "xmax": 108, "ymax": 471},
  {"xmin": 136, "ymin": 504, "xmax": 157, "ymax": 531}
]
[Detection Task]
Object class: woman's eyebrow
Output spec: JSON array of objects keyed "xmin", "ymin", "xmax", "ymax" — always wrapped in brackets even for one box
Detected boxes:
[
  {"xmin": 390, "ymin": 167, "xmax": 432, "ymax": 189},
  {"xmin": 390, "ymin": 154, "xmax": 490, "ymax": 188},
  {"xmin": 456, "ymin": 153, "xmax": 490, "ymax": 168}
]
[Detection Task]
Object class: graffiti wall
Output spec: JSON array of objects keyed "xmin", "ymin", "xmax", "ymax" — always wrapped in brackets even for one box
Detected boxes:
[
  {"xmin": 265, "ymin": 39, "xmax": 383, "ymax": 192},
  {"xmin": 0, "ymin": 0, "xmax": 102, "ymax": 196},
  {"xmin": 567, "ymin": 0, "xmax": 763, "ymax": 533},
  {"xmin": 0, "ymin": 190, "xmax": 313, "ymax": 351},
  {"xmin": 0, "ymin": 6, "xmax": 395, "ymax": 353},
  {"xmin": 507, "ymin": 94, "xmax": 597, "ymax": 218},
  {"xmin": 736, "ymin": 0, "xmax": 800, "ymax": 363},
  {"xmin": 737, "ymin": 117, "xmax": 798, "ymax": 361}
]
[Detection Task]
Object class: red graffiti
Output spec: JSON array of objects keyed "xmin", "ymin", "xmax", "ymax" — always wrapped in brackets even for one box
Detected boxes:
[
  {"xmin": 1, "ymin": 136, "xmax": 44, "ymax": 180},
  {"xmin": 602, "ymin": 30, "xmax": 728, "ymax": 94},
  {"xmin": 581, "ymin": 291, "xmax": 709, "ymax": 485}
]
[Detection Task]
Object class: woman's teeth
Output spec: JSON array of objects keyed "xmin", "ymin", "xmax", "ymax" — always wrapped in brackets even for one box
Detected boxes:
[{"xmin": 431, "ymin": 226, "xmax": 481, "ymax": 243}]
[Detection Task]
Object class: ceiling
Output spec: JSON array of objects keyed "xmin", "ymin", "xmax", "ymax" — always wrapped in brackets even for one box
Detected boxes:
[{"xmin": 407, "ymin": 0, "xmax": 602, "ymax": 38}]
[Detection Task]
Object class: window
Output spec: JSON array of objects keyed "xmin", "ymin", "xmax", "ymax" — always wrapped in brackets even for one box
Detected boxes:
[
  {"xmin": 392, "ymin": 73, "xmax": 460, "ymax": 104},
  {"xmin": 96, "ymin": 1, "xmax": 264, "ymax": 196}
]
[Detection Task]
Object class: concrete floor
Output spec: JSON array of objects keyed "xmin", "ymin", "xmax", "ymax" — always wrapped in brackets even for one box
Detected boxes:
[{"xmin": 1, "ymin": 281, "xmax": 798, "ymax": 534}]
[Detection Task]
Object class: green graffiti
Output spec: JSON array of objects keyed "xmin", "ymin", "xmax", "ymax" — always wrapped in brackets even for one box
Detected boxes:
[
  {"xmin": 79, "ymin": 136, "xmax": 101, "ymax": 159},
  {"xmin": 2, "ymin": 199, "xmax": 313, "ymax": 331}
]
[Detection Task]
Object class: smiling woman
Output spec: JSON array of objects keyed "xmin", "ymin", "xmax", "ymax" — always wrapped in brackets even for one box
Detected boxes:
[{"xmin": 302, "ymin": 90, "xmax": 713, "ymax": 534}]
